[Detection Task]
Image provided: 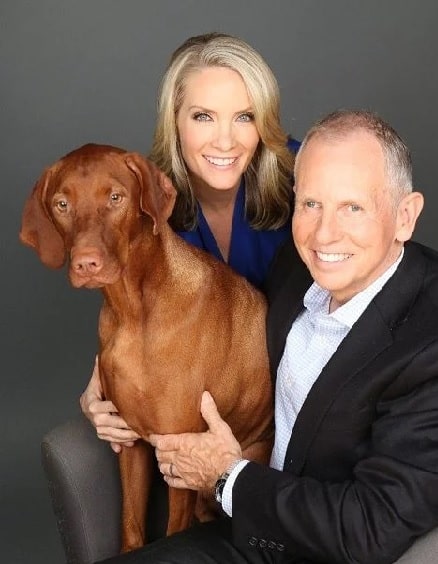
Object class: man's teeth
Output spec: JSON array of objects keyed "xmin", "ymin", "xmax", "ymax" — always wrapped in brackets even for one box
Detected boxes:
[
  {"xmin": 316, "ymin": 252, "xmax": 352, "ymax": 262},
  {"xmin": 205, "ymin": 156, "xmax": 236, "ymax": 166}
]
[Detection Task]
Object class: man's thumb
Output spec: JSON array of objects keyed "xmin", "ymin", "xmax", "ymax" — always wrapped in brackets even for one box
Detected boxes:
[{"xmin": 200, "ymin": 391, "xmax": 223, "ymax": 432}]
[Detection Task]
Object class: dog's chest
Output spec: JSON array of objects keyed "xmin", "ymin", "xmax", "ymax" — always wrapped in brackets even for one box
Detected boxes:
[{"xmin": 98, "ymin": 311, "xmax": 145, "ymax": 384}]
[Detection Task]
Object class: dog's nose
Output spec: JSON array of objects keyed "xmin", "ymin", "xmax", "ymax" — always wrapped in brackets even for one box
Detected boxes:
[{"xmin": 71, "ymin": 247, "xmax": 103, "ymax": 276}]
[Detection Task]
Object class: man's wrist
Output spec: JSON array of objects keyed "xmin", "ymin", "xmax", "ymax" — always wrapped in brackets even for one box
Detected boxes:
[{"xmin": 214, "ymin": 458, "xmax": 245, "ymax": 504}]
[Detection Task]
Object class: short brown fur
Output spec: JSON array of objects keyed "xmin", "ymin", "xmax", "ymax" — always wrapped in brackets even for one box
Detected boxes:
[{"xmin": 20, "ymin": 144, "xmax": 274, "ymax": 553}]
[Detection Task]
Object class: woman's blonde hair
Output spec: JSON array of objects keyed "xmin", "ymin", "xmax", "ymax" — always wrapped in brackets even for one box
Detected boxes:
[{"xmin": 149, "ymin": 32, "xmax": 294, "ymax": 230}]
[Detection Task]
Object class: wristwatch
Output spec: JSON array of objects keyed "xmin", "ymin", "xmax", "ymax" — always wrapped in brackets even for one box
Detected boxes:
[{"xmin": 214, "ymin": 459, "xmax": 244, "ymax": 504}]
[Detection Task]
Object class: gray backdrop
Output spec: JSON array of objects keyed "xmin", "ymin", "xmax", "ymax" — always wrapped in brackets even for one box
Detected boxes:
[{"xmin": 2, "ymin": 1, "xmax": 438, "ymax": 562}]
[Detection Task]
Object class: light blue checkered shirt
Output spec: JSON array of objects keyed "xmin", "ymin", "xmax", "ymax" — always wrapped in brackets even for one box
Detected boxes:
[{"xmin": 222, "ymin": 249, "xmax": 404, "ymax": 515}]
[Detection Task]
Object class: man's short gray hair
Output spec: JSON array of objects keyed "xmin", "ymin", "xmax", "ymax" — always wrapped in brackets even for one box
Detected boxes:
[{"xmin": 294, "ymin": 109, "xmax": 413, "ymax": 204}]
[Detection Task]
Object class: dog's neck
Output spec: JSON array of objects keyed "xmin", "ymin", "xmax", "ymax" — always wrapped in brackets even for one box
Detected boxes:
[{"xmin": 100, "ymin": 222, "xmax": 206, "ymax": 322}]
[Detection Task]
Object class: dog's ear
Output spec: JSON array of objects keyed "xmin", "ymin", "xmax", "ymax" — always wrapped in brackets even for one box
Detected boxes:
[
  {"xmin": 125, "ymin": 153, "xmax": 177, "ymax": 235},
  {"xmin": 19, "ymin": 166, "xmax": 66, "ymax": 269}
]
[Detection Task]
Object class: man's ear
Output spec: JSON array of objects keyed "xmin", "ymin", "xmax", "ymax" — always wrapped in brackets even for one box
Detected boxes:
[{"xmin": 395, "ymin": 191, "xmax": 424, "ymax": 243}]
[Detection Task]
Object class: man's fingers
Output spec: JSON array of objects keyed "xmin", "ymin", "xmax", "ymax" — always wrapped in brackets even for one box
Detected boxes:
[
  {"xmin": 149, "ymin": 433, "xmax": 182, "ymax": 450},
  {"xmin": 149, "ymin": 392, "xmax": 228, "ymax": 450},
  {"xmin": 163, "ymin": 475, "xmax": 188, "ymax": 489}
]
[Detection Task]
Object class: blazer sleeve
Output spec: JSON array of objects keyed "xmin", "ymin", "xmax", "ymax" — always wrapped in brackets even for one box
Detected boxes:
[{"xmin": 231, "ymin": 339, "xmax": 438, "ymax": 564}]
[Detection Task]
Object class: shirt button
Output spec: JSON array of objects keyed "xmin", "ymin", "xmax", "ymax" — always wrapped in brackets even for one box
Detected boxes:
[{"xmin": 248, "ymin": 536, "xmax": 258, "ymax": 546}]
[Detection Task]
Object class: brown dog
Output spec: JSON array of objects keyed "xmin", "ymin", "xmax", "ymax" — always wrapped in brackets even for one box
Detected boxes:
[{"xmin": 20, "ymin": 144, "xmax": 273, "ymax": 552}]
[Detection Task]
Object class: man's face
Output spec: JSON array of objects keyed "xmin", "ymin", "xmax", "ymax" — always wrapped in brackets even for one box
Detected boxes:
[{"xmin": 292, "ymin": 131, "xmax": 405, "ymax": 310}]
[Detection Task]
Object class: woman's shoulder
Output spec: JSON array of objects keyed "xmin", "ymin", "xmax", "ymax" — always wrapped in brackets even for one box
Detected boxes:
[{"xmin": 287, "ymin": 136, "xmax": 301, "ymax": 154}]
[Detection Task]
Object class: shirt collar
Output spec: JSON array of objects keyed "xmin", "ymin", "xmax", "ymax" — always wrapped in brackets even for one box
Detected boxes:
[{"xmin": 304, "ymin": 248, "xmax": 405, "ymax": 328}]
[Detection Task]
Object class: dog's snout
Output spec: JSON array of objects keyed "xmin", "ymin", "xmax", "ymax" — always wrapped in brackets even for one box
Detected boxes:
[{"xmin": 71, "ymin": 247, "xmax": 103, "ymax": 275}]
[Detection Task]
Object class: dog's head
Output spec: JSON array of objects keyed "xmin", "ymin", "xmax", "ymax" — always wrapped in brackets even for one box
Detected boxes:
[{"xmin": 20, "ymin": 143, "xmax": 177, "ymax": 287}]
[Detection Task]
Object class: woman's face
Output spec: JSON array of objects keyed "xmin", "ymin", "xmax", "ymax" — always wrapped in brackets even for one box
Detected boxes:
[{"xmin": 176, "ymin": 66, "xmax": 260, "ymax": 195}]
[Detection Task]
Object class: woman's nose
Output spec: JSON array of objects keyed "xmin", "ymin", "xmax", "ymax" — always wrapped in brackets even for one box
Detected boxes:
[{"xmin": 212, "ymin": 122, "xmax": 236, "ymax": 152}]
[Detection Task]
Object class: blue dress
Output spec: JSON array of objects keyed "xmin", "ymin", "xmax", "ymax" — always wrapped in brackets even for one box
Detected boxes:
[{"xmin": 177, "ymin": 138, "xmax": 300, "ymax": 290}]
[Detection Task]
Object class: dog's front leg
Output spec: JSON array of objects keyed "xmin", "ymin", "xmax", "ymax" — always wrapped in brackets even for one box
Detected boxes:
[
  {"xmin": 166, "ymin": 487, "xmax": 197, "ymax": 536},
  {"xmin": 119, "ymin": 440, "xmax": 153, "ymax": 552}
]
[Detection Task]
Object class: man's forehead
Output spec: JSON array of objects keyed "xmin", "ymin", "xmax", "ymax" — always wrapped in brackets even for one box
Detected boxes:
[{"xmin": 297, "ymin": 130, "xmax": 384, "ymax": 176}]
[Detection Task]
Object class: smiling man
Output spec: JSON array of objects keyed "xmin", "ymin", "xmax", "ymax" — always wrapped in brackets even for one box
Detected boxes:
[
  {"xmin": 291, "ymin": 113, "xmax": 423, "ymax": 311},
  {"xmin": 102, "ymin": 110, "xmax": 438, "ymax": 564}
]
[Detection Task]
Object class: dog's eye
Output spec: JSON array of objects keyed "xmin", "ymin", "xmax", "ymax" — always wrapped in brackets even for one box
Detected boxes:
[
  {"xmin": 110, "ymin": 193, "xmax": 123, "ymax": 204},
  {"xmin": 55, "ymin": 200, "xmax": 69, "ymax": 212}
]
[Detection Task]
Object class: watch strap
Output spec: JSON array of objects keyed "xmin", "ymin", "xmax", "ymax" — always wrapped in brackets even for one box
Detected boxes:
[{"xmin": 214, "ymin": 458, "xmax": 244, "ymax": 504}]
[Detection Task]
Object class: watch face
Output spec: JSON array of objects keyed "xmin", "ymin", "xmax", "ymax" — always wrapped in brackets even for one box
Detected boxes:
[{"xmin": 214, "ymin": 476, "xmax": 228, "ymax": 503}]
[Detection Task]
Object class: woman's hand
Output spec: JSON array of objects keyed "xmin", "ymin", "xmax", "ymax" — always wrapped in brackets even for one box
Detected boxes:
[
  {"xmin": 149, "ymin": 391, "xmax": 242, "ymax": 490},
  {"xmin": 80, "ymin": 356, "xmax": 140, "ymax": 453}
]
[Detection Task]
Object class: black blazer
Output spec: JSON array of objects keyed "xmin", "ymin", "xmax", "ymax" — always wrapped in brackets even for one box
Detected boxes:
[{"xmin": 233, "ymin": 240, "xmax": 438, "ymax": 564}]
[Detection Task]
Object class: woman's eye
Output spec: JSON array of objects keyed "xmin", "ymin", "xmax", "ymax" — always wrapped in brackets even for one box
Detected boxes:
[
  {"xmin": 237, "ymin": 112, "xmax": 254, "ymax": 122},
  {"xmin": 193, "ymin": 112, "xmax": 212, "ymax": 122},
  {"xmin": 110, "ymin": 193, "xmax": 123, "ymax": 203}
]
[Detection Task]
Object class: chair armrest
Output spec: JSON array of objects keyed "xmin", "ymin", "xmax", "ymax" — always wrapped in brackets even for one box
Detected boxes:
[
  {"xmin": 394, "ymin": 526, "xmax": 438, "ymax": 563},
  {"xmin": 42, "ymin": 416, "xmax": 438, "ymax": 563},
  {"xmin": 41, "ymin": 416, "xmax": 121, "ymax": 564}
]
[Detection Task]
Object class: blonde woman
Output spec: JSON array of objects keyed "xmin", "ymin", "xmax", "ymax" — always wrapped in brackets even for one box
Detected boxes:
[
  {"xmin": 81, "ymin": 32, "xmax": 299, "ymax": 448},
  {"xmin": 151, "ymin": 32, "xmax": 298, "ymax": 289}
]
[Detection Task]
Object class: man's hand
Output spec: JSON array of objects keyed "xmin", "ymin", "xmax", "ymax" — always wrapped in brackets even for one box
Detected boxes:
[
  {"xmin": 80, "ymin": 356, "xmax": 140, "ymax": 453},
  {"xmin": 149, "ymin": 391, "xmax": 242, "ymax": 490}
]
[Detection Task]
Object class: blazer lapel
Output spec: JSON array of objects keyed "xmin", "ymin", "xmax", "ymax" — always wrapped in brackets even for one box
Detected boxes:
[
  {"xmin": 282, "ymin": 242, "xmax": 426, "ymax": 474},
  {"xmin": 266, "ymin": 248, "xmax": 312, "ymax": 383},
  {"xmin": 284, "ymin": 302, "xmax": 393, "ymax": 473}
]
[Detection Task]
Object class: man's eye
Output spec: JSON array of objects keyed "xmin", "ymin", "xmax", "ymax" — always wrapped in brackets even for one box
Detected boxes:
[
  {"xmin": 305, "ymin": 201, "xmax": 317, "ymax": 208},
  {"xmin": 193, "ymin": 112, "xmax": 212, "ymax": 122},
  {"xmin": 348, "ymin": 204, "xmax": 362, "ymax": 212}
]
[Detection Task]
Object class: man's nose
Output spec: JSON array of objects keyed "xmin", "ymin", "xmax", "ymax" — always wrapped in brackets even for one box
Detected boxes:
[{"xmin": 314, "ymin": 209, "xmax": 342, "ymax": 243}]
